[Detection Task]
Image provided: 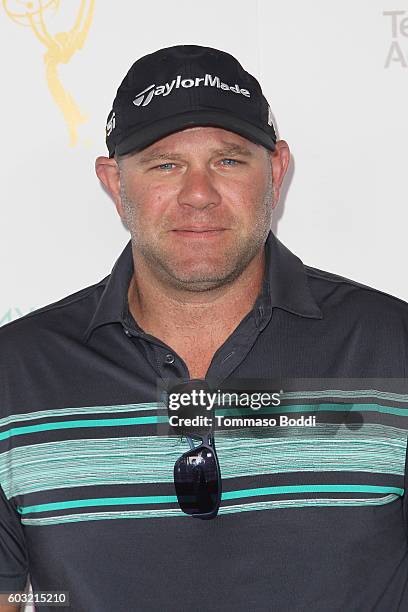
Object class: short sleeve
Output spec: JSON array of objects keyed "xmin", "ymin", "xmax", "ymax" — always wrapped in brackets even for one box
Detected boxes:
[
  {"xmin": 0, "ymin": 483, "xmax": 28, "ymax": 591},
  {"xmin": 404, "ymin": 439, "xmax": 408, "ymax": 533}
]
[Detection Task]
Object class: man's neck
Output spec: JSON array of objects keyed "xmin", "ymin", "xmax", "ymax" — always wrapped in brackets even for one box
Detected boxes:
[{"xmin": 127, "ymin": 249, "xmax": 266, "ymax": 347}]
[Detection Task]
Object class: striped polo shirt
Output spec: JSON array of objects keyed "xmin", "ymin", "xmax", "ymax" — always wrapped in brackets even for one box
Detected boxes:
[{"xmin": 0, "ymin": 230, "xmax": 407, "ymax": 611}]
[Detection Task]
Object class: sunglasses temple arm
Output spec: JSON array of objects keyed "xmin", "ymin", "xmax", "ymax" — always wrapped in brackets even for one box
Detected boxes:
[
  {"xmin": 186, "ymin": 436, "xmax": 196, "ymax": 450},
  {"xmin": 185, "ymin": 433, "xmax": 206, "ymax": 449}
]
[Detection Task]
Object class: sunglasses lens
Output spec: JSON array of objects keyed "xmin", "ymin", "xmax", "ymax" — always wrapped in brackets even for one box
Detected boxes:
[{"xmin": 174, "ymin": 445, "xmax": 220, "ymax": 516}]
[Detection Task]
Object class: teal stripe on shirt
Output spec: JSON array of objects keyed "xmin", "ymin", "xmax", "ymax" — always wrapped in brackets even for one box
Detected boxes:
[
  {"xmin": 1, "ymin": 402, "xmax": 408, "ymax": 443},
  {"xmin": 17, "ymin": 484, "xmax": 404, "ymax": 515},
  {"xmin": 0, "ymin": 416, "xmax": 169, "ymax": 441},
  {"xmin": 0, "ymin": 400, "xmax": 408, "ymax": 432},
  {"xmin": 1, "ymin": 424, "xmax": 407, "ymax": 498},
  {"xmin": 19, "ymin": 494, "xmax": 402, "ymax": 526}
]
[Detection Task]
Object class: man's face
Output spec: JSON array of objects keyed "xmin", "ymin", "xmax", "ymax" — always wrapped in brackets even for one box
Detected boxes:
[{"xmin": 117, "ymin": 126, "xmax": 274, "ymax": 292}]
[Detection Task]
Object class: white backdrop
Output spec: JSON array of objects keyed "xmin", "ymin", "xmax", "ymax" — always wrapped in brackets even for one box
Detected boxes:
[{"xmin": 1, "ymin": 0, "xmax": 407, "ymax": 607}]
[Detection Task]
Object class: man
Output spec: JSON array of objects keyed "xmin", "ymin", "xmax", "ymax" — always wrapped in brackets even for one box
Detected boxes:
[{"xmin": 0, "ymin": 45, "xmax": 407, "ymax": 612}]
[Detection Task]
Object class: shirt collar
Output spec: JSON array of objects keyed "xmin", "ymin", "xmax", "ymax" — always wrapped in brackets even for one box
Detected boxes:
[
  {"xmin": 83, "ymin": 231, "xmax": 322, "ymax": 343},
  {"xmin": 261, "ymin": 229, "xmax": 323, "ymax": 325},
  {"xmin": 83, "ymin": 240, "xmax": 134, "ymax": 343}
]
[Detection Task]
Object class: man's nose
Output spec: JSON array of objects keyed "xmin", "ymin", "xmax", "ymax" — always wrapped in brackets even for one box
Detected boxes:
[{"xmin": 177, "ymin": 167, "xmax": 222, "ymax": 210}]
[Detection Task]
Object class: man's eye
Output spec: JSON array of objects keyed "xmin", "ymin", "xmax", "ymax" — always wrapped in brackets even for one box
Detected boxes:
[
  {"xmin": 220, "ymin": 158, "xmax": 240, "ymax": 166},
  {"xmin": 155, "ymin": 163, "xmax": 175, "ymax": 171}
]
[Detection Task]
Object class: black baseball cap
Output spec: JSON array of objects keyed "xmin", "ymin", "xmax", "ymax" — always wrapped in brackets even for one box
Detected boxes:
[{"xmin": 106, "ymin": 45, "xmax": 277, "ymax": 158}]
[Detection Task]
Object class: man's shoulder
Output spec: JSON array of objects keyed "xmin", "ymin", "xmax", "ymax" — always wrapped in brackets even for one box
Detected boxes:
[
  {"xmin": 305, "ymin": 264, "xmax": 408, "ymax": 321},
  {"xmin": 0, "ymin": 276, "xmax": 109, "ymax": 348}
]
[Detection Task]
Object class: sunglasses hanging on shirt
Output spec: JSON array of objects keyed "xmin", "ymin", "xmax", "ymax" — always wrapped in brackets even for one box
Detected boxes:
[{"xmin": 165, "ymin": 378, "xmax": 222, "ymax": 520}]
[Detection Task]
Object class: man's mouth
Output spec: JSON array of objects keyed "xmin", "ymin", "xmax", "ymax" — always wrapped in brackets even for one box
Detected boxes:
[
  {"xmin": 171, "ymin": 228, "xmax": 226, "ymax": 238},
  {"xmin": 173, "ymin": 226, "xmax": 226, "ymax": 231}
]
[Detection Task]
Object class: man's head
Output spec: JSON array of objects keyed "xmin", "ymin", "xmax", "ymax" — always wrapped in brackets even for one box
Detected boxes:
[{"xmin": 96, "ymin": 45, "xmax": 290, "ymax": 292}]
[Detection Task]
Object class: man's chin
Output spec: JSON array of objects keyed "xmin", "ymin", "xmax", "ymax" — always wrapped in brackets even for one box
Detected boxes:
[
  {"xmin": 161, "ymin": 263, "xmax": 239, "ymax": 291},
  {"xmin": 138, "ymin": 239, "xmax": 260, "ymax": 290}
]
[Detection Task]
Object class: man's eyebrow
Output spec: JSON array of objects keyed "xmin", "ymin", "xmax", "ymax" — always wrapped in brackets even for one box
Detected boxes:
[
  {"xmin": 138, "ymin": 143, "xmax": 254, "ymax": 165},
  {"xmin": 138, "ymin": 151, "xmax": 185, "ymax": 165},
  {"xmin": 212, "ymin": 143, "xmax": 253, "ymax": 157}
]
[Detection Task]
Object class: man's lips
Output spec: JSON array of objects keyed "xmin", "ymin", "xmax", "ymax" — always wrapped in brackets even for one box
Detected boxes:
[
  {"xmin": 171, "ymin": 227, "xmax": 227, "ymax": 237},
  {"xmin": 172, "ymin": 227, "xmax": 226, "ymax": 231}
]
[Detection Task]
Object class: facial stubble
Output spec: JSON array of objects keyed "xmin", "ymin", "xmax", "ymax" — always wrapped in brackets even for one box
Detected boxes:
[{"xmin": 119, "ymin": 168, "xmax": 273, "ymax": 293}]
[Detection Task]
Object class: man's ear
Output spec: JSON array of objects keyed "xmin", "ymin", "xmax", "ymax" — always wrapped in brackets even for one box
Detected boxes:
[
  {"xmin": 268, "ymin": 140, "xmax": 291, "ymax": 209},
  {"xmin": 95, "ymin": 156, "xmax": 126, "ymax": 219}
]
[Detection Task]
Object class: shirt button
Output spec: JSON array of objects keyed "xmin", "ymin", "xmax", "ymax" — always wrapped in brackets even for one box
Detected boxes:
[
  {"xmin": 164, "ymin": 353, "xmax": 175, "ymax": 364},
  {"xmin": 124, "ymin": 329, "xmax": 132, "ymax": 337}
]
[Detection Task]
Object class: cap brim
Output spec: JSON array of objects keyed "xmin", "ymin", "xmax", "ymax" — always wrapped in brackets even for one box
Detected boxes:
[{"xmin": 113, "ymin": 110, "xmax": 276, "ymax": 157}]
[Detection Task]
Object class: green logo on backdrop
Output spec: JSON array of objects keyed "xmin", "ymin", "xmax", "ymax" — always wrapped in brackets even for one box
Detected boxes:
[{"xmin": 0, "ymin": 307, "xmax": 37, "ymax": 327}]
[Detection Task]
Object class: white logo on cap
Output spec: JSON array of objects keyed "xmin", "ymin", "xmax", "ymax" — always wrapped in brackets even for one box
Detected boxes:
[
  {"xmin": 267, "ymin": 105, "xmax": 274, "ymax": 128},
  {"xmin": 106, "ymin": 112, "xmax": 116, "ymax": 136},
  {"xmin": 133, "ymin": 85, "xmax": 155, "ymax": 107},
  {"xmin": 133, "ymin": 74, "xmax": 251, "ymax": 107}
]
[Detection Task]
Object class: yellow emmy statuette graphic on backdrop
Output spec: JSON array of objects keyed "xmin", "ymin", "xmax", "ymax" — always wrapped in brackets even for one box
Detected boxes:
[{"xmin": 3, "ymin": 0, "xmax": 95, "ymax": 147}]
